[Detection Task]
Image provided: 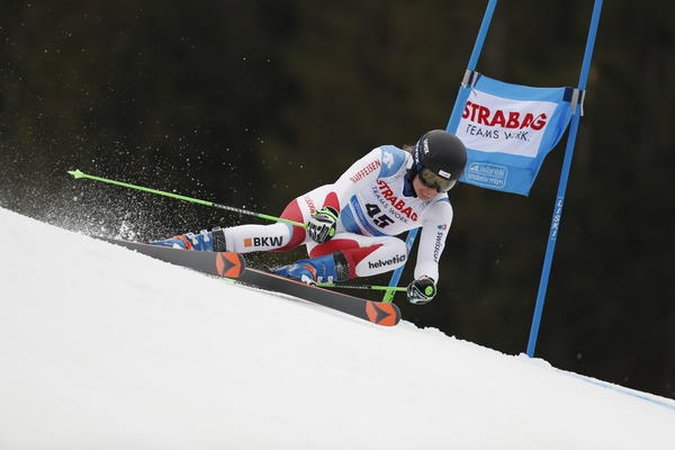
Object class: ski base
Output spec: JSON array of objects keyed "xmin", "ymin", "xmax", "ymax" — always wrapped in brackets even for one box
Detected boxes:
[
  {"xmin": 97, "ymin": 237, "xmax": 245, "ymax": 278},
  {"xmin": 97, "ymin": 237, "xmax": 401, "ymax": 326},
  {"xmin": 238, "ymin": 267, "xmax": 400, "ymax": 326}
]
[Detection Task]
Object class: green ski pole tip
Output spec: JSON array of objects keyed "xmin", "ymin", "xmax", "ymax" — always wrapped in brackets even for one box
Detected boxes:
[{"xmin": 67, "ymin": 169, "xmax": 85, "ymax": 179}]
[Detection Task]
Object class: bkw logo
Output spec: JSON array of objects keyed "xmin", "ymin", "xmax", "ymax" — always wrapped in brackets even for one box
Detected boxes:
[{"xmin": 244, "ymin": 236, "xmax": 284, "ymax": 247}]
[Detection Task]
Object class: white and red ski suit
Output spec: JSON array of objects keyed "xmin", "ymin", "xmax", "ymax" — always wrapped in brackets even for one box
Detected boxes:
[{"xmin": 220, "ymin": 145, "xmax": 454, "ymax": 282}]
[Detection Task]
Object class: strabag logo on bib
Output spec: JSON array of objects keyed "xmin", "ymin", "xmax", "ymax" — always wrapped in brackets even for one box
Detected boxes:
[
  {"xmin": 376, "ymin": 180, "xmax": 418, "ymax": 221},
  {"xmin": 456, "ymin": 90, "xmax": 558, "ymax": 158}
]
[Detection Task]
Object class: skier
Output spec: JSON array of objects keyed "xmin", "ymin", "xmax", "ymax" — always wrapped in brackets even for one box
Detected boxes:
[{"xmin": 152, "ymin": 129, "xmax": 467, "ymax": 305}]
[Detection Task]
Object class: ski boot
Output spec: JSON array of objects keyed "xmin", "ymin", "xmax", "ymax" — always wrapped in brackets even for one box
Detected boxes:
[
  {"xmin": 151, "ymin": 228, "xmax": 227, "ymax": 251},
  {"xmin": 274, "ymin": 252, "xmax": 349, "ymax": 285}
]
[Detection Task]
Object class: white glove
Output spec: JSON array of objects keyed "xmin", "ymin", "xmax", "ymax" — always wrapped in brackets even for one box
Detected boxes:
[
  {"xmin": 307, "ymin": 207, "xmax": 339, "ymax": 244},
  {"xmin": 407, "ymin": 276, "xmax": 437, "ymax": 305}
]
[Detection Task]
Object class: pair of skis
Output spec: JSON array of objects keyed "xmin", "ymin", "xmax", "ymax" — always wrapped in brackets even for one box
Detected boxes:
[{"xmin": 98, "ymin": 238, "xmax": 401, "ymax": 327}]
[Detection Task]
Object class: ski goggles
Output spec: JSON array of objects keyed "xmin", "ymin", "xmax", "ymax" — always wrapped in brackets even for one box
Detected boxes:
[{"xmin": 419, "ymin": 168, "xmax": 459, "ymax": 193}]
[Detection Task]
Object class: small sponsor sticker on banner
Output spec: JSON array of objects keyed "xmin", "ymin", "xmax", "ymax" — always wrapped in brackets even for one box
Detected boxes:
[{"xmin": 465, "ymin": 162, "xmax": 508, "ymax": 189}]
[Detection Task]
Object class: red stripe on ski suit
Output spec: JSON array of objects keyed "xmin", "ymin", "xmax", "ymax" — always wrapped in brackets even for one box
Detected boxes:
[
  {"xmin": 309, "ymin": 239, "xmax": 382, "ymax": 279},
  {"xmin": 272, "ymin": 199, "xmax": 306, "ymax": 252},
  {"xmin": 322, "ymin": 191, "xmax": 341, "ymax": 212}
]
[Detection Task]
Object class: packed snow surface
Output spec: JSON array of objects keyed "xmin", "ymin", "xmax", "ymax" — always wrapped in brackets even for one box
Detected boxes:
[{"xmin": 0, "ymin": 207, "xmax": 673, "ymax": 449}]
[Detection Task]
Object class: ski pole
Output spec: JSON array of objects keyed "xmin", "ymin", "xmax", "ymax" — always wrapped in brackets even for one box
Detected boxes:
[
  {"xmin": 317, "ymin": 282, "xmax": 407, "ymax": 293},
  {"xmin": 67, "ymin": 169, "xmax": 307, "ymax": 229}
]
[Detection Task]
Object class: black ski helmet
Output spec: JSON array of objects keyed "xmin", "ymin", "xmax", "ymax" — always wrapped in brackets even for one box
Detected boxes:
[{"xmin": 413, "ymin": 129, "xmax": 467, "ymax": 191}]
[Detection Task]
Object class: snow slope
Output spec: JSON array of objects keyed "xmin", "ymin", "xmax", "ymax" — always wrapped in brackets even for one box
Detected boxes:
[{"xmin": 0, "ymin": 206, "xmax": 673, "ymax": 450}]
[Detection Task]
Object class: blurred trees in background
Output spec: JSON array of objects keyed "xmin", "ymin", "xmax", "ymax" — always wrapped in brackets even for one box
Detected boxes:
[{"xmin": 1, "ymin": 1, "xmax": 673, "ymax": 397}]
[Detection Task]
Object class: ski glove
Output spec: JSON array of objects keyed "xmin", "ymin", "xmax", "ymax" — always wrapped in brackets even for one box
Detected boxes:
[
  {"xmin": 407, "ymin": 276, "xmax": 437, "ymax": 305},
  {"xmin": 307, "ymin": 206, "xmax": 339, "ymax": 244}
]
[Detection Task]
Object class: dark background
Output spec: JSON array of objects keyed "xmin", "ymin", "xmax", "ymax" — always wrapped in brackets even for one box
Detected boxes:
[{"xmin": 1, "ymin": 1, "xmax": 673, "ymax": 398}]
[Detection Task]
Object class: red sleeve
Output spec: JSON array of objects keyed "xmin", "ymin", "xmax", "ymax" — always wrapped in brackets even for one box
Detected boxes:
[{"xmin": 322, "ymin": 191, "xmax": 341, "ymax": 212}]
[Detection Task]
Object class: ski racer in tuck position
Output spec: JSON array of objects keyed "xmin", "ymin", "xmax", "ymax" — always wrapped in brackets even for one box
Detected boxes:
[{"xmin": 153, "ymin": 129, "xmax": 467, "ymax": 305}]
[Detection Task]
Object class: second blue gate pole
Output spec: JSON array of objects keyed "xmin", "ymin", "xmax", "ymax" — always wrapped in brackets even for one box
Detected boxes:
[{"xmin": 526, "ymin": 0, "xmax": 604, "ymax": 357}]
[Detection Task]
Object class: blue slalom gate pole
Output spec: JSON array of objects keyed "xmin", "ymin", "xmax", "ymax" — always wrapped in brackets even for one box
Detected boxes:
[
  {"xmin": 383, "ymin": 0, "xmax": 500, "ymax": 302},
  {"xmin": 526, "ymin": 0, "xmax": 604, "ymax": 356}
]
